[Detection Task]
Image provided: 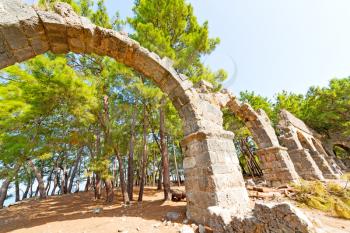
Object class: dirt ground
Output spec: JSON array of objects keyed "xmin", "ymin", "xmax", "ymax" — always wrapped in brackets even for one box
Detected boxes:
[
  {"xmin": 0, "ymin": 186, "xmax": 349, "ymax": 233},
  {"xmin": 0, "ymin": 187, "xmax": 193, "ymax": 233}
]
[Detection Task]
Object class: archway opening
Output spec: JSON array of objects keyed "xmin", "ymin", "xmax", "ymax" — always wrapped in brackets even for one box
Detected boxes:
[
  {"xmin": 222, "ymin": 107, "xmax": 263, "ymax": 180},
  {"xmin": 0, "ymin": 0, "xmax": 250, "ymax": 225}
]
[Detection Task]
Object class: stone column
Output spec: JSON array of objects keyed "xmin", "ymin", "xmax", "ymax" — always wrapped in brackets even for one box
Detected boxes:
[
  {"xmin": 181, "ymin": 130, "xmax": 250, "ymax": 224},
  {"xmin": 287, "ymin": 149, "xmax": 324, "ymax": 180},
  {"xmin": 278, "ymin": 133, "xmax": 325, "ymax": 181},
  {"xmin": 309, "ymin": 150, "xmax": 339, "ymax": 179},
  {"xmin": 257, "ymin": 146, "xmax": 299, "ymax": 187},
  {"xmin": 226, "ymin": 99, "xmax": 300, "ymax": 187}
]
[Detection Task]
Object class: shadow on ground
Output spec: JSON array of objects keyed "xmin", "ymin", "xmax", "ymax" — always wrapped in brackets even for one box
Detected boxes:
[{"xmin": 0, "ymin": 187, "xmax": 187, "ymax": 233}]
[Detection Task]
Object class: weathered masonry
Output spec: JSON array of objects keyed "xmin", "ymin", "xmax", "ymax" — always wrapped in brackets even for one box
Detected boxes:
[
  {"xmin": 278, "ymin": 110, "xmax": 342, "ymax": 180},
  {"xmin": 210, "ymin": 89, "xmax": 300, "ymax": 187},
  {"xmin": 0, "ymin": 1, "xmax": 329, "ymax": 232},
  {"xmin": 0, "ymin": 0, "xmax": 250, "ymax": 225}
]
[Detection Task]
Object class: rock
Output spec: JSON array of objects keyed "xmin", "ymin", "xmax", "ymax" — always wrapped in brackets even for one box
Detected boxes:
[
  {"xmin": 117, "ymin": 230, "xmax": 128, "ymax": 233},
  {"xmin": 182, "ymin": 219, "xmax": 189, "ymax": 224},
  {"xmin": 198, "ymin": 224, "xmax": 205, "ymax": 233},
  {"xmin": 92, "ymin": 207, "xmax": 103, "ymax": 214},
  {"xmin": 165, "ymin": 221, "xmax": 171, "ymax": 226},
  {"xmin": 152, "ymin": 223, "xmax": 161, "ymax": 228},
  {"xmin": 246, "ymin": 178, "xmax": 255, "ymax": 186},
  {"xmin": 136, "ymin": 227, "xmax": 140, "ymax": 231},
  {"xmin": 179, "ymin": 225, "xmax": 194, "ymax": 233},
  {"xmin": 166, "ymin": 211, "xmax": 180, "ymax": 221},
  {"xmin": 170, "ymin": 189, "xmax": 186, "ymax": 202}
]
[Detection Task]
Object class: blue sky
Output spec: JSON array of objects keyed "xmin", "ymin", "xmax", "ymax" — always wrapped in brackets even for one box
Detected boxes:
[{"xmin": 25, "ymin": 0, "xmax": 350, "ymax": 99}]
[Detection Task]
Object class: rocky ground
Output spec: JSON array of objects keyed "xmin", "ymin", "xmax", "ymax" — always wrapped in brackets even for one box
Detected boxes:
[
  {"xmin": 0, "ymin": 186, "xmax": 349, "ymax": 233},
  {"xmin": 0, "ymin": 187, "xmax": 208, "ymax": 233}
]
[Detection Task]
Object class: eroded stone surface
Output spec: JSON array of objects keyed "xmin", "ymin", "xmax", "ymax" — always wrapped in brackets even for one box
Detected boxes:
[
  {"xmin": 209, "ymin": 202, "xmax": 317, "ymax": 233},
  {"xmin": 278, "ymin": 110, "xmax": 341, "ymax": 179},
  {"xmin": 213, "ymin": 91, "xmax": 300, "ymax": 187},
  {"xmin": 0, "ymin": 1, "xmax": 251, "ymax": 226}
]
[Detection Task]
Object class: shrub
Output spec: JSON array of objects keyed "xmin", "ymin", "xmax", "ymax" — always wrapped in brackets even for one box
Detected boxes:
[{"xmin": 292, "ymin": 180, "xmax": 350, "ymax": 219}]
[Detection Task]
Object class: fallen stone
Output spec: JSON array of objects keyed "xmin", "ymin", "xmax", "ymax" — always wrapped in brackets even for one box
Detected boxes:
[
  {"xmin": 198, "ymin": 224, "xmax": 205, "ymax": 233},
  {"xmin": 117, "ymin": 230, "xmax": 128, "ymax": 233},
  {"xmin": 246, "ymin": 179, "xmax": 255, "ymax": 186},
  {"xmin": 92, "ymin": 207, "xmax": 102, "ymax": 214},
  {"xmin": 166, "ymin": 211, "xmax": 180, "ymax": 221},
  {"xmin": 170, "ymin": 189, "xmax": 186, "ymax": 202},
  {"xmin": 152, "ymin": 223, "xmax": 161, "ymax": 228},
  {"xmin": 179, "ymin": 225, "xmax": 194, "ymax": 233}
]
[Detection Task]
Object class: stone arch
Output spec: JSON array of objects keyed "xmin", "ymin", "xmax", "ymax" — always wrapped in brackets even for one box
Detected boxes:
[
  {"xmin": 210, "ymin": 91, "xmax": 300, "ymax": 186},
  {"xmin": 334, "ymin": 144, "xmax": 350, "ymax": 153},
  {"xmin": 0, "ymin": 0, "xmax": 251, "ymax": 224},
  {"xmin": 277, "ymin": 110, "xmax": 325, "ymax": 180},
  {"xmin": 332, "ymin": 144, "xmax": 350, "ymax": 169},
  {"xmin": 296, "ymin": 131, "xmax": 338, "ymax": 179},
  {"xmin": 296, "ymin": 131, "xmax": 314, "ymax": 151}
]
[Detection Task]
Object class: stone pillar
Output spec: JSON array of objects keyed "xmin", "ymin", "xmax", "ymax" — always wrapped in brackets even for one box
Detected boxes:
[
  {"xmin": 181, "ymin": 130, "xmax": 250, "ymax": 224},
  {"xmin": 224, "ymin": 97, "xmax": 300, "ymax": 186},
  {"xmin": 278, "ymin": 133, "xmax": 325, "ymax": 181},
  {"xmin": 287, "ymin": 149, "xmax": 324, "ymax": 180},
  {"xmin": 257, "ymin": 146, "xmax": 299, "ymax": 187},
  {"xmin": 309, "ymin": 150, "xmax": 339, "ymax": 179}
]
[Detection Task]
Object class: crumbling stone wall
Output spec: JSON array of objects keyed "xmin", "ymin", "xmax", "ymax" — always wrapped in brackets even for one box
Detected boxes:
[
  {"xmin": 0, "ymin": 2, "xmax": 320, "ymax": 230},
  {"xmin": 208, "ymin": 202, "xmax": 317, "ymax": 233},
  {"xmin": 278, "ymin": 110, "xmax": 340, "ymax": 179},
  {"xmin": 321, "ymin": 131, "xmax": 350, "ymax": 170},
  {"xmin": 212, "ymin": 91, "xmax": 300, "ymax": 187},
  {"xmin": 0, "ymin": 0, "xmax": 251, "ymax": 225}
]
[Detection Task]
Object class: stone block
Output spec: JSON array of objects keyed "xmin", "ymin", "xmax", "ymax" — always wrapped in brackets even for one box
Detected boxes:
[{"xmin": 36, "ymin": 10, "xmax": 68, "ymax": 54}]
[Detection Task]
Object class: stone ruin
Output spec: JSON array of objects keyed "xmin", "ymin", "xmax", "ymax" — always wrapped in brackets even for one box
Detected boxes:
[
  {"xmin": 0, "ymin": 1, "xmax": 348, "ymax": 232},
  {"xmin": 278, "ymin": 110, "xmax": 343, "ymax": 180}
]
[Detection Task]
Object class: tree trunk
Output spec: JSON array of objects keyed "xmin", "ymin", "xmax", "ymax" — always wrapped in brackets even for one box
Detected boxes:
[
  {"xmin": 114, "ymin": 148, "xmax": 130, "ymax": 204},
  {"xmin": 63, "ymin": 166, "xmax": 69, "ymax": 194},
  {"xmin": 22, "ymin": 176, "xmax": 31, "ymax": 199},
  {"xmin": 85, "ymin": 175, "xmax": 91, "ymax": 192},
  {"xmin": 45, "ymin": 169, "xmax": 53, "ymax": 194},
  {"xmin": 68, "ymin": 149, "xmax": 82, "ymax": 193},
  {"xmin": 138, "ymin": 102, "xmax": 148, "ymax": 202},
  {"xmin": 29, "ymin": 176, "xmax": 33, "ymax": 197},
  {"xmin": 127, "ymin": 104, "xmax": 137, "ymax": 201},
  {"xmin": 94, "ymin": 173, "xmax": 102, "ymax": 200},
  {"xmin": 157, "ymin": 162, "xmax": 162, "ymax": 190},
  {"xmin": 173, "ymin": 141, "xmax": 181, "ymax": 187},
  {"xmin": 104, "ymin": 178, "xmax": 114, "ymax": 203},
  {"xmin": 51, "ymin": 172, "xmax": 59, "ymax": 196},
  {"xmin": 0, "ymin": 177, "xmax": 11, "ymax": 208},
  {"xmin": 160, "ymin": 98, "xmax": 170, "ymax": 200},
  {"xmin": 15, "ymin": 175, "xmax": 20, "ymax": 202},
  {"xmin": 28, "ymin": 159, "xmax": 46, "ymax": 199},
  {"xmin": 1, "ymin": 165, "xmax": 20, "ymax": 207}
]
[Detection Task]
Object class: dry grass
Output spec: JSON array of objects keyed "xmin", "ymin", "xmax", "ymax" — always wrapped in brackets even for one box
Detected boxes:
[{"xmin": 292, "ymin": 180, "xmax": 350, "ymax": 219}]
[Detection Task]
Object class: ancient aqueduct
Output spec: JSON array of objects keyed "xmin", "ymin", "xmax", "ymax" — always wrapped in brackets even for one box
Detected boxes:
[{"xmin": 0, "ymin": 1, "xmax": 347, "ymax": 232}]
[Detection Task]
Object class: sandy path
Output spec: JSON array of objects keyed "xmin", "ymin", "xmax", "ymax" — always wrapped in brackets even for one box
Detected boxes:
[{"xmin": 0, "ymin": 187, "xmax": 192, "ymax": 233}]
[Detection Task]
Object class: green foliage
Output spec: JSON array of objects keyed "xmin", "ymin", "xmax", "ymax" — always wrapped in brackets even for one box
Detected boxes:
[
  {"xmin": 240, "ymin": 91, "xmax": 274, "ymax": 121},
  {"xmin": 274, "ymin": 91, "xmax": 305, "ymax": 119},
  {"xmin": 302, "ymin": 78, "xmax": 350, "ymax": 136},
  {"xmin": 292, "ymin": 180, "xmax": 350, "ymax": 219},
  {"xmin": 0, "ymin": 54, "xmax": 97, "ymax": 166},
  {"xmin": 128, "ymin": 0, "xmax": 226, "ymax": 89}
]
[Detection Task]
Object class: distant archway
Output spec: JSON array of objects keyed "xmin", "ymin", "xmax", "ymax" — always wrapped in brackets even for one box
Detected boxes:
[
  {"xmin": 333, "ymin": 144, "xmax": 350, "ymax": 158},
  {"xmin": 211, "ymin": 92, "xmax": 300, "ymax": 186},
  {"xmin": 0, "ymin": 0, "xmax": 249, "ymax": 224}
]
